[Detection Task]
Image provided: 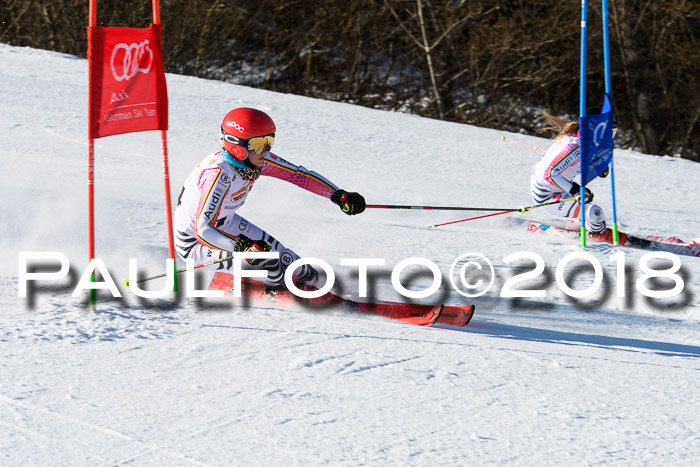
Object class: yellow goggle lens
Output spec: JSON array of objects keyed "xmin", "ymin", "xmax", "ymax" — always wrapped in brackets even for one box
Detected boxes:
[{"xmin": 247, "ymin": 135, "xmax": 275, "ymax": 155}]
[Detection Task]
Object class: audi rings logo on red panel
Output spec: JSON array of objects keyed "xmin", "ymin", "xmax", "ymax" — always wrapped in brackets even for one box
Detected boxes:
[{"xmin": 110, "ymin": 40, "xmax": 153, "ymax": 82}]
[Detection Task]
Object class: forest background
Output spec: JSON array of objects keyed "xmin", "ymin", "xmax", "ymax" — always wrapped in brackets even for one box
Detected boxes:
[{"xmin": 2, "ymin": 0, "xmax": 698, "ymax": 161}]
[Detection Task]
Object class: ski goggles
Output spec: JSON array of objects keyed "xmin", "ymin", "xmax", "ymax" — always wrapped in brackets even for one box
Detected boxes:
[{"xmin": 221, "ymin": 129, "xmax": 275, "ymax": 155}]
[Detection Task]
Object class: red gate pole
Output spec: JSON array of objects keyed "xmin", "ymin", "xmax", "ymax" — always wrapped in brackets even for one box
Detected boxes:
[
  {"xmin": 152, "ymin": 0, "xmax": 178, "ymax": 291},
  {"xmin": 87, "ymin": 0, "xmax": 98, "ymax": 307},
  {"xmin": 160, "ymin": 130, "xmax": 177, "ymax": 291}
]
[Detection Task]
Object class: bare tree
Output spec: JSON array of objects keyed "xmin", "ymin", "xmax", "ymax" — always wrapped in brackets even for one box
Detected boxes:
[{"xmin": 1, "ymin": 0, "xmax": 697, "ymax": 159}]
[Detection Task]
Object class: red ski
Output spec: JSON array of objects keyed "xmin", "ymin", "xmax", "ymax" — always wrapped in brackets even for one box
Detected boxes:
[
  {"xmin": 506, "ymin": 217, "xmax": 700, "ymax": 257},
  {"xmin": 436, "ymin": 306, "xmax": 474, "ymax": 326},
  {"xmin": 208, "ymin": 272, "xmax": 474, "ymax": 327}
]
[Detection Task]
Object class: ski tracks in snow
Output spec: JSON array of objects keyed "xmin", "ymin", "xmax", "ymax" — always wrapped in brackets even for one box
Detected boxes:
[{"xmin": 0, "ymin": 393, "xmax": 213, "ymax": 466}]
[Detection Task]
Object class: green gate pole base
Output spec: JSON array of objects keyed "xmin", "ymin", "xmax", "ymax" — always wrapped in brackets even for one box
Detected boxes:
[
  {"xmin": 89, "ymin": 273, "xmax": 97, "ymax": 309},
  {"xmin": 172, "ymin": 261, "xmax": 179, "ymax": 293},
  {"xmin": 612, "ymin": 223, "xmax": 620, "ymax": 245}
]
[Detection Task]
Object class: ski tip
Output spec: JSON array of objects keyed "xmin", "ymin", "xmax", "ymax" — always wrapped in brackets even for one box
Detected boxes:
[
  {"xmin": 430, "ymin": 224, "xmax": 437, "ymax": 229},
  {"xmin": 123, "ymin": 279, "xmax": 130, "ymax": 288},
  {"xmin": 464, "ymin": 304, "xmax": 475, "ymax": 326},
  {"xmin": 432, "ymin": 304, "xmax": 445, "ymax": 326},
  {"xmin": 499, "ymin": 135, "xmax": 505, "ymax": 140},
  {"xmin": 435, "ymin": 304, "xmax": 475, "ymax": 327}
]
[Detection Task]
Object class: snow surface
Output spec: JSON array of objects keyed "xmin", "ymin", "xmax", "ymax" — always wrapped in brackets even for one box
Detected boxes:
[{"xmin": 1, "ymin": 44, "xmax": 699, "ymax": 465}]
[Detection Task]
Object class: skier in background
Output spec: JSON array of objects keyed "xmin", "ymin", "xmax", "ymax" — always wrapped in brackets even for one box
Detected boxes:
[
  {"xmin": 174, "ymin": 107, "xmax": 366, "ymax": 289},
  {"xmin": 530, "ymin": 109, "xmax": 614, "ymax": 240}
]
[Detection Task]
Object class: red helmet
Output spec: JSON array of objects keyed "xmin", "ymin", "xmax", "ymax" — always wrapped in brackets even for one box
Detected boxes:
[{"xmin": 221, "ymin": 108, "xmax": 276, "ymax": 161}]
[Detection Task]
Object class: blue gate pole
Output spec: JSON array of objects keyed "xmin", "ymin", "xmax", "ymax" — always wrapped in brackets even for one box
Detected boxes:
[
  {"xmin": 602, "ymin": 0, "xmax": 620, "ymax": 244},
  {"xmin": 579, "ymin": 0, "xmax": 588, "ymax": 247},
  {"xmin": 602, "ymin": 0, "xmax": 611, "ymax": 94}
]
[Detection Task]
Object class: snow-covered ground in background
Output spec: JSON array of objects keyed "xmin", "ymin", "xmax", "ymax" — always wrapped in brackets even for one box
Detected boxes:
[{"xmin": 1, "ymin": 44, "xmax": 699, "ymax": 465}]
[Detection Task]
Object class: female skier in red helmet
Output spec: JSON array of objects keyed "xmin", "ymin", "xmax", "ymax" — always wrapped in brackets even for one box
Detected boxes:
[{"xmin": 174, "ymin": 107, "xmax": 365, "ymax": 289}]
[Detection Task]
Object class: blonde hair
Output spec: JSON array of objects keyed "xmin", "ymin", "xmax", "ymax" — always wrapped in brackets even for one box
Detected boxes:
[{"xmin": 535, "ymin": 109, "xmax": 578, "ymax": 140}]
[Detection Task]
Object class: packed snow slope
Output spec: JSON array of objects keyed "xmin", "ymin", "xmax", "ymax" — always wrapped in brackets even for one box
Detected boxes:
[{"xmin": 1, "ymin": 44, "xmax": 699, "ymax": 465}]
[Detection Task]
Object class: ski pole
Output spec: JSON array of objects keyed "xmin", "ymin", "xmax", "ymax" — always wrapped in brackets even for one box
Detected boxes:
[
  {"xmin": 123, "ymin": 254, "xmax": 234, "ymax": 287},
  {"xmin": 429, "ymin": 197, "xmax": 578, "ymax": 228},
  {"xmin": 367, "ymin": 204, "xmax": 517, "ymax": 212},
  {"xmin": 500, "ymin": 135, "xmax": 546, "ymax": 152},
  {"xmin": 430, "ymin": 210, "xmax": 512, "ymax": 228}
]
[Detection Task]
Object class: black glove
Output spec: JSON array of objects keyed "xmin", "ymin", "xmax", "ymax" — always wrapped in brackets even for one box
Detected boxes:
[
  {"xmin": 569, "ymin": 182, "xmax": 594, "ymax": 203},
  {"xmin": 234, "ymin": 234, "xmax": 273, "ymax": 265},
  {"xmin": 598, "ymin": 167, "xmax": 610, "ymax": 178},
  {"xmin": 331, "ymin": 189, "xmax": 366, "ymax": 215}
]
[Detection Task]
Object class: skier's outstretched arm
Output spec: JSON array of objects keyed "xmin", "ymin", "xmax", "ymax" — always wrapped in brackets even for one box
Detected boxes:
[
  {"xmin": 261, "ymin": 153, "xmax": 338, "ymax": 197},
  {"xmin": 261, "ymin": 153, "xmax": 365, "ymax": 215}
]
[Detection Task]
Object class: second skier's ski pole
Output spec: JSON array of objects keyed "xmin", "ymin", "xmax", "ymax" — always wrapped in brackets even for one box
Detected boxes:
[
  {"xmin": 430, "ymin": 197, "xmax": 578, "ymax": 228},
  {"xmin": 500, "ymin": 135, "xmax": 546, "ymax": 152}
]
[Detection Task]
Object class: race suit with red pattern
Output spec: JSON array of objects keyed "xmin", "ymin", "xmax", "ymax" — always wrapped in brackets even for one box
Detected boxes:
[
  {"xmin": 530, "ymin": 133, "xmax": 606, "ymax": 233},
  {"xmin": 174, "ymin": 150, "xmax": 339, "ymax": 286}
]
